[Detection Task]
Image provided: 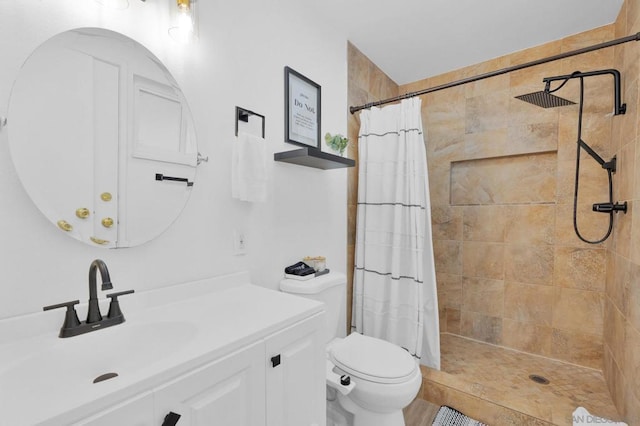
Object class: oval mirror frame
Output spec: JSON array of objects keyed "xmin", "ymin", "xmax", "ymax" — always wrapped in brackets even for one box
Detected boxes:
[{"xmin": 8, "ymin": 28, "xmax": 198, "ymax": 248}]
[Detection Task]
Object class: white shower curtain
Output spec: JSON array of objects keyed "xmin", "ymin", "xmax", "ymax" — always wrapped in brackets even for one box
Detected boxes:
[{"xmin": 352, "ymin": 97, "xmax": 440, "ymax": 369}]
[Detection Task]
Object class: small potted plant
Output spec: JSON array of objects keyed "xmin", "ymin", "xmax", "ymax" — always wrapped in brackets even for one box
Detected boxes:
[{"xmin": 325, "ymin": 132, "xmax": 349, "ymax": 156}]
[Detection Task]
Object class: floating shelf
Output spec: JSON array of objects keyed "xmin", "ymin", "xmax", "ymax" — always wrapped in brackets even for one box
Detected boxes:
[{"xmin": 274, "ymin": 147, "xmax": 355, "ymax": 170}]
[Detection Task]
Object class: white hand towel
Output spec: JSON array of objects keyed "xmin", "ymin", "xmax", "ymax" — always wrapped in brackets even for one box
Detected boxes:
[{"xmin": 232, "ymin": 131, "xmax": 267, "ymax": 202}]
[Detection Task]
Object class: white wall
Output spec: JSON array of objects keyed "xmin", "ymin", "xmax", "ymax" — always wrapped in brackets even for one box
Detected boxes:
[{"xmin": 0, "ymin": 0, "xmax": 348, "ymax": 319}]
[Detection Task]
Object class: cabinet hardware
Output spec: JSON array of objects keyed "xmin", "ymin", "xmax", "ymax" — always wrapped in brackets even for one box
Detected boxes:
[
  {"xmin": 162, "ymin": 411, "xmax": 181, "ymax": 426},
  {"xmin": 76, "ymin": 208, "xmax": 90, "ymax": 219},
  {"xmin": 90, "ymin": 237, "xmax": 110, "ymax": 245},
  {"xmin": 271, "ymin": 354, "xmax": 281, "ymax": 367},
  {"xmin": 57, "ymin": 220, "xmax": 73, "ymax": 232}
]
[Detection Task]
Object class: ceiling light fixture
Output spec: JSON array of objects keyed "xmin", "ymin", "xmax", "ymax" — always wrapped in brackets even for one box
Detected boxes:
[{"xmin": 168, "ymin": 0, "xmax": 197, "ymax": 43}]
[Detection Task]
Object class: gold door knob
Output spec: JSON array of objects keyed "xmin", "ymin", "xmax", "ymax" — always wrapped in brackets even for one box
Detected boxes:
[
  {"xmin": 57, "ymin": 220, "xmax": 73, "ymax": 232},
  {"xmin": 100, "ymin": 192, "xmax": 112, "ymax": 202},
  {"xmin": 76, "ymin": 208, "xmax": 90, "ymax": 219},
  {"xmin": 90, "ymin": 236, "xmax": 110, "ymax": 245},
  {"xmin": 101, "ymin": 217, "xmax": 114, "ymax": 228}
]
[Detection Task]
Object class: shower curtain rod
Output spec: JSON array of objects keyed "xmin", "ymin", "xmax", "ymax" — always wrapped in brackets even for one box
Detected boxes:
[{"xmin": 349, "ymin": 32, "xmax": 640, "ymax": 114}]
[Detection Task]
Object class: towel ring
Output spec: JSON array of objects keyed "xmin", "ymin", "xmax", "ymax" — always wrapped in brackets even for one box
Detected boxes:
[{"xmin": 235, "ymin": 106, "xmax": 265, "ymax": 138}]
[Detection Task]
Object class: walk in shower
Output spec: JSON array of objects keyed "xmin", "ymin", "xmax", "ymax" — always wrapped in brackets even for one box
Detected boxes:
[{"xmin": 347, "ymin": 16, "xmax": 640, "ymax": 424}]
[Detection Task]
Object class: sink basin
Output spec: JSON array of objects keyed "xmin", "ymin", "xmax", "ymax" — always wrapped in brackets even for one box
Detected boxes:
[{"xmin": 0, "ymin": 320, "xmax": 198, "ymax": 421}]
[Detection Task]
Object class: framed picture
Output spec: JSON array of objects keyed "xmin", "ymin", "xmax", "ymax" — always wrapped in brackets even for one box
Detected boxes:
[{"xmin": 284, "ymin": 66, "xmax": 321, "ymax": 149}]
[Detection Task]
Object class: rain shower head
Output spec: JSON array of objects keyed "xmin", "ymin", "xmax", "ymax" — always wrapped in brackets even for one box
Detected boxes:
[
  {"xmin": 516, "ymin": 76, "xmax": 576, "ymax": 109},
  {"xmin": 515, "ymin": 90, "xmax": 576, "ymax": 108},
  {"xmin": 516, "ymin": 69, "xmax": 627, "ymax": 114}
]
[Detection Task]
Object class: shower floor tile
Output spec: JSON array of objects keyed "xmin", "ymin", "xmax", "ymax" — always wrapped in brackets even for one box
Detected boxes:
[{"xmin": 421, "ymin": 333, "xmax": 621, "ymax": 425}]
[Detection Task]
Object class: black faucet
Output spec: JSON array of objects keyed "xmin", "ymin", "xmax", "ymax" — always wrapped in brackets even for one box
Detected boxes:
[
  {"xmin": 87, "ymin": 259, "xmax": 113, "ymax": 323},
  {"xmin": 43, "ymin": 259, "xmax": 134, "ymax": 338}
]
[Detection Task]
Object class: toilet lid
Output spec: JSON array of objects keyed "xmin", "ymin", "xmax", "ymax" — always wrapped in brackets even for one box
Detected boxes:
[{"xmin": 330, "ymin": 333, "xmax": 417, "ymax": 384}]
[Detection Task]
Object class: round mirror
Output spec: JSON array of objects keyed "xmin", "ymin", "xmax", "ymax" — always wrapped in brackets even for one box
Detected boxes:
[{"xmin": 8, "ymin": 28, "xmax": 197, "ymax": 248}]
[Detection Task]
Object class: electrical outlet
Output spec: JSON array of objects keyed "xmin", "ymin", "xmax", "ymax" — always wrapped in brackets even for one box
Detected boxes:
[{"xmin": 234, "ymin": 230, "xmax": 246, "ymax": 255}]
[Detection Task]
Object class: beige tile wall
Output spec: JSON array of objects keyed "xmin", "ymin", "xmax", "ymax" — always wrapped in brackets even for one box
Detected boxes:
[
  {"xmin": 347, "ymin": 4, "xmax": 640, "ymax": 421},
  {"xmin": 604, "ymin": 0, "xmax": 640, "ymax": 422}
]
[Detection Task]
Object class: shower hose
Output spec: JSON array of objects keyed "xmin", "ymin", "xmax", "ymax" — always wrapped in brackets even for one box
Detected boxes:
[{"xmin": 573, "ymin": 76, "xmax": 614, "ymax": 244}]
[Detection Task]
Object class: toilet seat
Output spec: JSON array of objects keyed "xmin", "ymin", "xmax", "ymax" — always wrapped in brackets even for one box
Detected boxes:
[{"xmin": 330, "ymin": 333, "xmax": 417, "ymax": 384}]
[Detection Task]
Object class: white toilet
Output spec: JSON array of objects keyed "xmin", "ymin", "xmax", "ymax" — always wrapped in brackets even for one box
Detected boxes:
[{"xmin": 280, "ymin": 272, "xmax": 421, "ymax": 426}]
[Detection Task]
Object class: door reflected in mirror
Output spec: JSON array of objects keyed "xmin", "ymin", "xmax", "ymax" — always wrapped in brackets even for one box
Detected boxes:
[{"xmin": 8, "ymin": 28, "xmax": 198, "ymax": 248}]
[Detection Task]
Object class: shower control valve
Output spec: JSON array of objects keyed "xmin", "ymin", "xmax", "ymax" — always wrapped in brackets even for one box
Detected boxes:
[{"xmin": 592, "ymin": 201, "xmax": 627, "ymax": 214}]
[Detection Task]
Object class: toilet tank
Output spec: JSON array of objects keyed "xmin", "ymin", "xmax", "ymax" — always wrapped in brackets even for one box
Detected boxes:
[{"xmin": 280, "ymin": 272, "xmax": 346, "ymax": 344}]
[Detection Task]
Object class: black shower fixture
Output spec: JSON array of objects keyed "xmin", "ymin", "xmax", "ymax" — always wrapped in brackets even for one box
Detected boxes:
[
  {"xmin": 530, "ymin": 69, "xmax": 627, "ymax": 115},
  {"xmin": 515, "ymin": 80, "xmax": 576, "ymax": 109},
  {"xmin": 593, "ymin": 202, "xmax": 628, "ymax": 213},
  {"xmin": 515, "ymin": 90, "xmax": 576, "ymax": 109},
  {"xmin": 517, "ymin": 70, "xmax": 626, "ymax": 114},
  {"xmin": 516, "ymin": 69, "xmax": 627, "ymax": 244}
]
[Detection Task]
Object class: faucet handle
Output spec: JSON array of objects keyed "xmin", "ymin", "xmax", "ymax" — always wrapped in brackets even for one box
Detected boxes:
[
  {"xmin": 106, "ymin": 290, "xmax": 135, "ymax": 319},
  {"xmin": 43, "ymin": 300, "xmax": 81, "ymax": 334}
]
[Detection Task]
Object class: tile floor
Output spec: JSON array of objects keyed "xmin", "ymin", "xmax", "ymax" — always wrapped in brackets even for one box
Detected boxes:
[{"xmin": 420, "ymin": 333, "xmax": 621, "ymax": 425}]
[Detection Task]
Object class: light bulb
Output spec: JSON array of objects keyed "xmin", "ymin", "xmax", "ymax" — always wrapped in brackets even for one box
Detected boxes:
[{"xmin": 169, "ymin": 0, "xmax": 195, "ymax": 43}]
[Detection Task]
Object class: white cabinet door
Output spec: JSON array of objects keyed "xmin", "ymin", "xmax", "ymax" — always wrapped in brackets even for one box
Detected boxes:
[
  {"xmin": 154, "ymin": 342, "xmax": 265, "ymax": 426},
  {"xmin": 72, "ymin": 392, "xmax": 154, "ymax": 426},
  {"xmin": 265, "ymin": 313, "xmax": 325, "ymax": 426}
]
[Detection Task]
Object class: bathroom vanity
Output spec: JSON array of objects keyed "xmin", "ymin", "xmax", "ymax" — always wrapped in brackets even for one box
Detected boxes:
[{"xmin": 0, "ymin": 272, "xmax": 325, "ymax": 426}]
